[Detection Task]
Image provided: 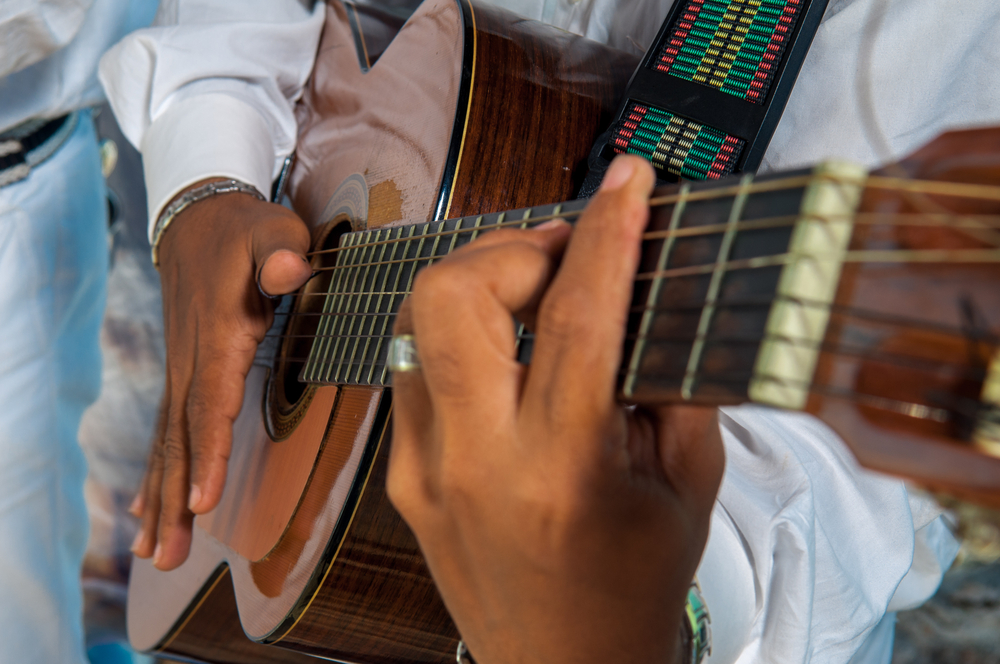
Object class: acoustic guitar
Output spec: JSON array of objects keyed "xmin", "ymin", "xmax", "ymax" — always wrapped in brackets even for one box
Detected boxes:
[{"xmin": 126, "ymin": 1, "xmax": 1000, "ymax": 662}]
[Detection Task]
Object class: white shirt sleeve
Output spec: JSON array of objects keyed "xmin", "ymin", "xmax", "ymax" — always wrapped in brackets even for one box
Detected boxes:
[
  {"xmin": 695, "ymin": 406, "xmax": 960, "ymax": 664},
  {"xmin": 97, "ymin": 0, "xmax": 325, "ymax": 236},
  {"xmin": 0, "ymin": 0, "xmax": 94, "ymax": 78}
]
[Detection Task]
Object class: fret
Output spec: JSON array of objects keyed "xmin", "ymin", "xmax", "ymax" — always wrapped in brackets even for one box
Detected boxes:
[
  {"xmin": 312, "ymin": 232, "xmax": 361, "ymax": 383},
  {"xmin": 623, "ymin": 184, "xmax": 690, "ymax": 398},
  {"xmin": 331, "ymin": 230, "xmax": 369, "ymax": 382},
  {"xmin": 364, "ymin": 226, "xmax": 403, "ymax": 384},
  {"xmin": 341, "ymin": 229, "xmax": 374, "ymax": 383},
  {"xmin": 426, "ymin": 219, "xmax": 448, "ymax": 267},
  {"xmin": 446, "ymin": 215, "xmax": 465, "ymax": 256},
  {"xmin": 351, "ymin": 228, "xmax": 390, "ymax": 383},
  {"xmin": 470, "ymin": 214, "xmax": 485, "ymax": 241},
  {"xmin": 401, "ymin": 224, "xmax": 430, "ymax": 298},
  {"xmin": 379, "ymin": 225, "xmax": 418, "ymax": 384},
  {"xmin": 321, "ymin": 231, "xmax": 364, "ymax": 382},
  {"xmin": 680, "ymin": 174, "xmax": 754, "ymax": 399},
  {"xmin": 332, "ymin": 231, "xmax": 377, "ymax": 382},
  {"xmin": 513, "ymin": 203, "xmax": 558, "ymax": 361}
]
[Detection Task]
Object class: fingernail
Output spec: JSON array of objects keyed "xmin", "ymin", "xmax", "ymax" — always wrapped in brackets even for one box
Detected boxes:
[
  {"xmin": 131, "ymin": 531, "xmax": 146, "ymax": 554},
  {"xmin": 153, "ymin": 543, "xmax": 163, "ymax": 566},
  {"xmin": 128, "ymin": 493, "xmax": 143, "ymax": 517},
  {"xmin": 532, "ymin": 219, "xmax": 566, "ymax": 231},
  {"xmin": 188, "ymin": 485, "xmax": 202, "ymax": 512},
  {"xmin": 256, "ymin": 266, "xmax": 281, "ymax": 302},
  {"xmin": 600, "ymin": 157, "xmax": 637, "ymax": 191}
]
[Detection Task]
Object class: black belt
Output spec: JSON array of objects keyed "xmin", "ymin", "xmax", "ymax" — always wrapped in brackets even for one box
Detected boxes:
[
  {"xmin": 581, "ymin": 0, "xmax": 829, "ymax": 195},
  {"xmin": 0, "ymin": 114, "xmax": 74, "ymax": 187}
]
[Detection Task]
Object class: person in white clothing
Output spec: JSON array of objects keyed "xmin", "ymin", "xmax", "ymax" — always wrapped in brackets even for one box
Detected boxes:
[
  {"xmin": 0, "ymin": 1, "xmax": 157, "ymax": 662},
  {"xmin": 98, "ymin": 0, "xmax": 999, "ymax": 662}
]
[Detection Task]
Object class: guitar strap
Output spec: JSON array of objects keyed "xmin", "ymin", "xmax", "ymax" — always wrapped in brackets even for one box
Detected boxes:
[{"xmin": 580, "ymin": 0, "xmax": 831, "ymax": 195}]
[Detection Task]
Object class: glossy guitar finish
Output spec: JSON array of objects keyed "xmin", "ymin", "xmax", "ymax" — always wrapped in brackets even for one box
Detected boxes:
[{"xmin": 126, "ymin": 1, "xmax": 638, "ymax": 661}]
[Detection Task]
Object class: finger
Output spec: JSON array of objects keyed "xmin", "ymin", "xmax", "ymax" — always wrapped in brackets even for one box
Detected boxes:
[
  {"xmin": 128, "ymin": 474, "xmax": 146, "ymax": 518},
  {"xmin": 153, "ymin": 359, "xmax": 197, "ymax": 570},
  {"xmin": 524, "ymin": 156, "xmax": 655, "ymax": 433},
  {"xmin": 186, "ymin": 333, "xmax": 259, "ymax": 515},
  {"xmin": 253, "ymin": 207, "xmax": 312, "ymax": 296},
  {"xmin": 132, "ymin": 379, "xmax": 171, "ymax": 558},
  {"xmin": 408, "ymin": 223, "xmax": 570, "ymax": 421},
  {"xmin": 385, "ymin": 299, "xmax": 436, "ymax": 522},
  {"xmin": 650, "ymin": 405, "xmax": 725, "ymax": 512},
  {"xmin": 153, "ymin": 391, "xmax": 193, "ymax": 570}
]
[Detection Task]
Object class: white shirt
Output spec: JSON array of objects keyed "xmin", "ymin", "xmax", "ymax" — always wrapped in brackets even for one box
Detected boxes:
[
  {"xmin": 0, "ymin": 0, "xmax": 157, "ymax": 133},
  {"xmin": 99, "ymin": 1, "xmax": 990, "ymax": 661},
  {"xmin": 98, "ymin": 0, "xmax": 1000, "ymax": 233}
]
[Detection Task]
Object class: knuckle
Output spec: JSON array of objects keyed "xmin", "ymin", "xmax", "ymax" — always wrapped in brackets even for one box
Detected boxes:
[
  {"xmin": 150, "ymin": 440, "xmax": 167, "ymax": 464},
  {"xmin": 410, "ymin": 264, "xmax": 468, "ymax": 308},
  {"xmin": 161, "ymin": 434, "xmax": 189, "ymax": 466},
  {"xmin": 385, "ymin": 464, "xmax": 431, "ymax": 527},
  {"xmin": 536, "ymin": 287, "xmax": 593, "ymax": 342},
  {"xmin": 437, "ymin": 457, "xmax": 472, "ymax": 504},
  {"xmin": 385, "ymin": 464, "xmax": 413, "ymax": 513}
]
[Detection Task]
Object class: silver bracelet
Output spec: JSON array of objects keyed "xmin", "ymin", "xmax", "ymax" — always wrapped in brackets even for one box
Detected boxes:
[{"xmin": 150, "ymin": 179, "xmax": 266, "ymax": 267}]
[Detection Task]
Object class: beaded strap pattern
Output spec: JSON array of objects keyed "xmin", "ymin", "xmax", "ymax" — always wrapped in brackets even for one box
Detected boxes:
[
  {"xmin": 684, "ymin": 578, "xmax": 712, "ymax": 664},
  {"xmin": 653, "ymin": 0, "xmax": 803, "ymax": 104},
  {"xmin": 609, "ymin": 102, "xmax": 744, "ymax": 180}
]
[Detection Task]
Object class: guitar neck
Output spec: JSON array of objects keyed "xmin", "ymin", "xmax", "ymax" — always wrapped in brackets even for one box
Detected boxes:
[
  {"xmin": 300, "ymin": 162, "xmax": 867, "ymax": 415},
  {"xmin": 300, "ymin": 197, "xmax": 587, "ymax": 387}
]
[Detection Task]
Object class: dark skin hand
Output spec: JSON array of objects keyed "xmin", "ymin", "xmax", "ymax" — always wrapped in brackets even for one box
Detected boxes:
[
  {"xmin": 129, "ymin": 178, "xmax": 314, "ymax": 570},
  {"xmin": 129, "ymin": 155, "xmax": 724, "ymax": 634},
  {"xmin": 388, "ymin": 156, "xmax": 725, "ymax": 664}
]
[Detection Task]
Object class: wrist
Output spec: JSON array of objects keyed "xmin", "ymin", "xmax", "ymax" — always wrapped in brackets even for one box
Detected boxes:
[{"xmin": 150, "ymin": 178, "xmax": 266, "ymax": 267}]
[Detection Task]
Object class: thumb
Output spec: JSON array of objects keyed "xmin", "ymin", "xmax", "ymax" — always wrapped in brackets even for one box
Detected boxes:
[{"xmin": 253, "ymin": 208, "xmax": 313, "ymax": 296}]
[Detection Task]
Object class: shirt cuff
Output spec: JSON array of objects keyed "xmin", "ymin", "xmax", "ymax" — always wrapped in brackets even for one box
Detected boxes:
[{"xmin": 141, "ymin": 92, "xmax": 278, "ymax": 242}]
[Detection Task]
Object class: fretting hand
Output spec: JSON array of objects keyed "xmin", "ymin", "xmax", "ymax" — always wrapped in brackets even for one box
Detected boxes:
[
  {"xmin": 129, "ymin": 180, "xmax": 313, "ymax": 570},
  {"xmin": 387, "ymin": 156, "xmax": 726, "ymax": 664}
]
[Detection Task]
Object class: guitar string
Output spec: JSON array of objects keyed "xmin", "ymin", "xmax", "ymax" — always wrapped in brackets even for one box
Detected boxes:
[
  {"xmin": 277, "ymin": 179, "xmax": 1000, "ymax": 386},
  {"xmin": 270, "ymin": 250, "xmax": 999, "ymax": 367},
  {"xmin": 302, "ymin": 175, "xmax": 1000, "ymax": 262},
  {"xmin": 267, "ymin": 331, "xmax": 991, "ymax": 383},
  {"xmin": 303, "ymin": 173, "xmax": 816, "ymax": 258},
  {"xmin": 279, "ymin": 241, "xmax": 1000, "ymax": 321},
  {"xmin": 271, "ymin": 295, "xmax": 1000, "ymax": 358},
  {"xmin": 268, "ymin": 287, "xmax": 997, "ymax": 390},
  {"xmin": 302, "ymin": 210, "xmax": 1000, "ymax": 272},
  {"xmin": 272, "ymin": 353, "xmax": 973, "ymax": 426},
  {"xmin": 305, "ymin": 245, "xmax": 1000, "ymax": 278}
]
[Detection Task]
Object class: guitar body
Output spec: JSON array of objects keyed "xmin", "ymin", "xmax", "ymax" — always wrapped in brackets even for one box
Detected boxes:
[{"xmin": 126, "ymin": 1, "xmax": 638, "ymax": 662}]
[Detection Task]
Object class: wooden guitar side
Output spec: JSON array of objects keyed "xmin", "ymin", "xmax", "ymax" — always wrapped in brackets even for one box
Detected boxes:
[{"xmin": 126, "ymin": 1, "xmax": 638, "ymax": 661}]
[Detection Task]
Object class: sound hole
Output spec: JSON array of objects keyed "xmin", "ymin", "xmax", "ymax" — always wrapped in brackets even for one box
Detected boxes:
[{"xmin": 265, "ymin": 219, "xmax": 352, "ymax": 440}]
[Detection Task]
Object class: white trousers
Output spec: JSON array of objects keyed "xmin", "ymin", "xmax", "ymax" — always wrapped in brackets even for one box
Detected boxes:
[{"xmin": 0, "ymin": 111, "xmax": 108, "ymax": 664}]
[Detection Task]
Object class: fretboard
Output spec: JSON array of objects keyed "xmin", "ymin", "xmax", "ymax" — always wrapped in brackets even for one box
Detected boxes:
[
  {"xmin": 301, "ymin": 199, "xmax": 589, "ymax": 386},
  {"xmin": 301, "ymin": 162, "xmax": 866, "ymax": 411}
]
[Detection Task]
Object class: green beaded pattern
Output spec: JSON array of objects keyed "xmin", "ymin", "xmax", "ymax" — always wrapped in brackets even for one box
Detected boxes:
[
  {"xmin": 609, "ymin": 102, "xmax": 743, "ymax": 180},
  {"xmin": 685, "ymin": 578, "xmax": 712, "ymax": 664},
  {"xmin": 653, "ymin": 0, "xmax": 803, "ymax": 103}
]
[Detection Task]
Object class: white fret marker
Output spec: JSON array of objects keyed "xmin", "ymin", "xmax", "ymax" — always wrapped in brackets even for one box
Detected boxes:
[{"xmin": 749, "ymin": 161, "xmax": 867, "ymax": 410}]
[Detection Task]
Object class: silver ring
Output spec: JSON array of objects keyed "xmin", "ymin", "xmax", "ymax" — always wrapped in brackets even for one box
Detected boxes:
[{"xmin": 387, "ymin": 334, "xmax": 420, "ymax": 372}]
